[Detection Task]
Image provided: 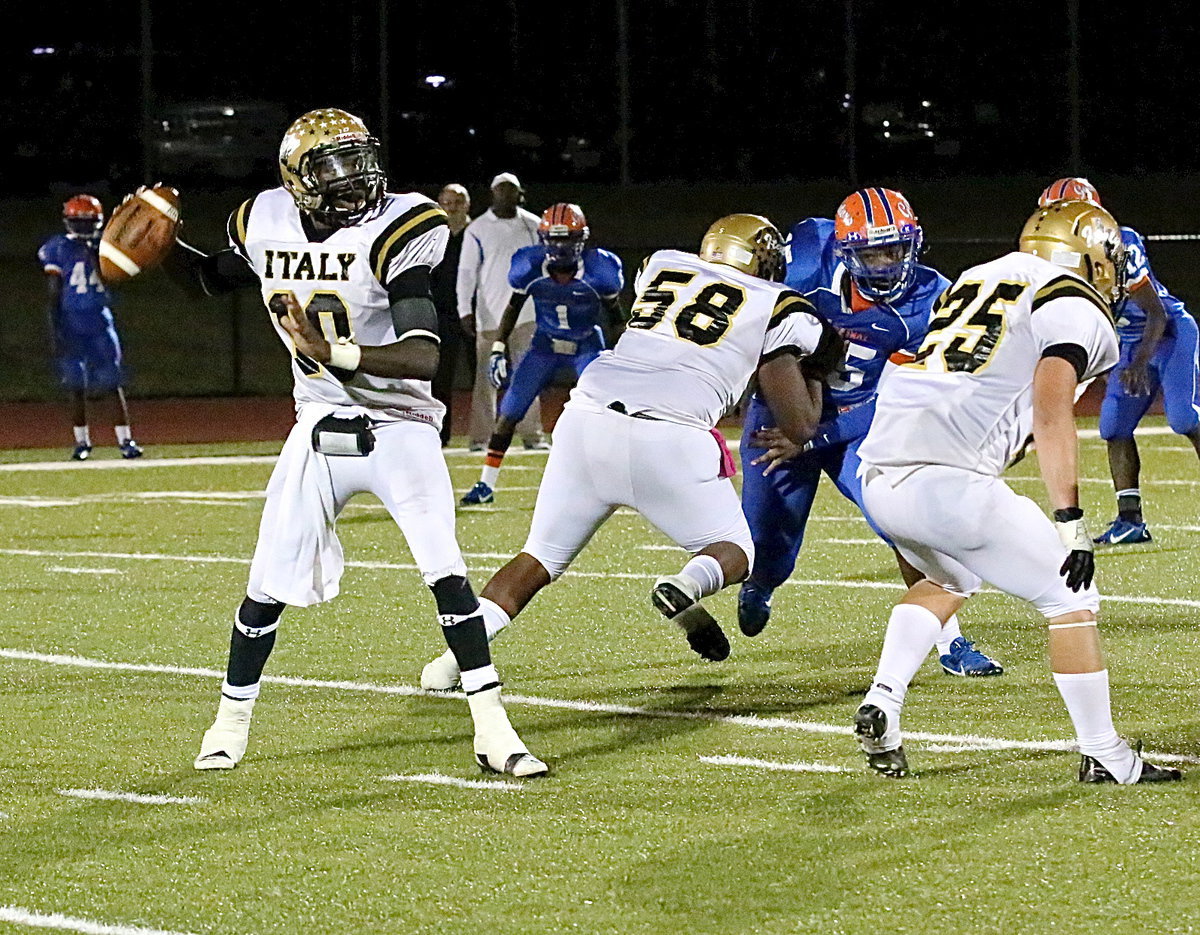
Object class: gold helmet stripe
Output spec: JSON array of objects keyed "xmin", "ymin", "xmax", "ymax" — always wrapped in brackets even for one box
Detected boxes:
[
  {"xmin": 1031, "ymin": 275, "xmax": 1113, "ymax": 323},
  {"xmin": 369, "ymin": 204, "xmax": 448, "ymax": 281}
]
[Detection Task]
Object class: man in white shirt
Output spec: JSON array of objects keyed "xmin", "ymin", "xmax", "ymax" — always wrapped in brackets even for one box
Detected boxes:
[{"xmin": 456, "ymin": 173, "xmax": 545, "ymax": 449}]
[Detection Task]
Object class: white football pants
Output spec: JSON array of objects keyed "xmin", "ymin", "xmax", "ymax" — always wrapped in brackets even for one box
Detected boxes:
[
  {"xmin": 522, "ymin": 404, "xmax": 753, "ymax": 579},
  {"xmin": 247, "ymin": 407, "xmax": 466, "ymax": 607},
  {"xmin": 861, "ymin": 462, "xmax": 1099, "ymax": 618}
]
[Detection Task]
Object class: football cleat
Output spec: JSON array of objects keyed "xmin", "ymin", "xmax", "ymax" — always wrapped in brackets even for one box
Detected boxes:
[
  {"xmin": 467, "ymin": 685, "xmax": 548, "ymax": 778},
  {"xmin": 194, "ymin": 696, "xmax": 255, "ymax": 770},
  {"xmin": 468, "ymin": 443, "xmax": 485, "ymax": 453},
  {"xmin": 854, "ymin": 703, "xmax": 908, "ymax": 778},
  {"xmin": 1093, "ymin": 518, "xmax": 1152, "ymax": 546},
  {"xmin": 459, "ymin": 481, "xmax": 494, "ymax": 505},
  {"xmin": 737, "ymin": 580, "xmax": 774, "ymax": 637},
  {"xmin": 1079, "ymin": 740, "xmax": 1182, "ymax": 784},
  {"xmin": 70, "ymin": 443, "xmax": 92, "ymax": 461},
  {"xmin": 421, "ymin": 650, "xmax": 462, "ymax": 692},
  {"xmin": 119, "ymin": 439, "xmax": 144, "ymax": 459},
  {"xmin": 939, "ymin": 637, "xmax": 1004, "ymax": 677},
  {"xmin": 523, "ymin": 439, "xmax": 551, "ymax": 451},
  {"xmin": 651, "ymin": 574, "xmax": 731, "ymax": 661}
]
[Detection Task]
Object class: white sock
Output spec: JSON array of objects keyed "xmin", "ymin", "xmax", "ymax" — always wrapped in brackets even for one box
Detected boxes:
[
  {"xmin": 481, "ymin": 464, "xmax": 500, "ymax": 487},
  {"xmin": 220, "ymin": 679, "xmax": 260, "ymax": 701},
  {"xmin": 864, "ymin": 603, "xmax": 943, "ymax": 715},
  {"xmin": 679, "ymin": 555, "xmax": 724, "ymax": 599},
  {"xmin": 115, "ymin": 425, "xmax": 132, "ymax": 444},
  {"xmin": 461, "ymin": 663, "xmax": 500, "ymax": 694},
  {"xmin": 73, "ymin": 426, "xmax": 90, "ymax": 445},
  {"xmin": 935, "ymin": 614, "xmax": 963, "ymax": 654},
  {"xmin": 479, "ymin": 597, "xmax": 511, "ymax": 641},
  {"xmin": 1053, "ymin": 669, "xmax": 1139, "ymax": 783}
]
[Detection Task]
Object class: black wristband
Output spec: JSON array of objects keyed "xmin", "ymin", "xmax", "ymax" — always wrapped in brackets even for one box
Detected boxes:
[{"xmin": 1053, "ymin": 507, "xmax": 1084, "ymax": 522}]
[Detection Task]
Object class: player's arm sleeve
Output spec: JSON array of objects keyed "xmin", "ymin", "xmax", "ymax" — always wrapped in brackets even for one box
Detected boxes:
[
  {"xmin": 508, "ymin": 250, "xmax": 535, "ymax": 293},
  {"xmin": 1030, "ymin": 292, "xmax": 1119, "ymax": 381},
  {"xmin": 37, "ymin": 242, "xmax": 61, "ymax": 275},
  {"xmin": 385, "ymin": 266, "xmax": 440, "ymax": 345},
  {"xmin": 456, "ymin": 229, "xmax": 483, "ymax": 319},
  {"xmin": 368, "ymin": 203, "xmax": 448, "ymax": 284},
  {"xmin": 162, "ymin": 238, "xmax": 257, "ymax": 297},
  {"xmin": 599, "ymin": 251, "xmax": 625, "ymax": 297},
  {"xmin": 762, "ymin": 292, "xmax": 844, "ymax": 378},
  {"xmin": 1122, "ymin": 229, "xmax": 1151, "ymax": 292}
]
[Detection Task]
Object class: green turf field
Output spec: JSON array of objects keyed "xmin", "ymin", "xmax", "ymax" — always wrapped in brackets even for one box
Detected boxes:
[{"xmin": 1, "ymin": 420, "xmax": 1198, "ymax": 935}]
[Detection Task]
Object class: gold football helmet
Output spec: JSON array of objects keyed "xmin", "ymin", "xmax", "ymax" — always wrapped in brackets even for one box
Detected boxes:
[
  {"xmin": 1019, "ymin": 200, "xmax": 1126, "ymax": 305},
  {"xmin": 278, "ymin": 108, "xmax": 386, "ymax": 227},
  {"xmin": 699, "ymin": 214, "xmax": 785, "ymax": 280}
]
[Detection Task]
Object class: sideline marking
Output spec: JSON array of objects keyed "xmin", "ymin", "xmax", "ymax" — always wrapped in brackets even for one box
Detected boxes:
[
  {"xmin": 700, "ymin": 754, "xmax": 849, "ymax": 774},
  {"xmin": 0, "ymin": 905, "xmax": 198, "ymax": 935},
  {"xmin": 2, "ymin": 546, "xmax": 1198, "ymax": 610},
  {"xmin": 381, "ymin": 772, "xmax": 523, "ymax": 792},
  {"xmin": 57, "ymin": 788, "xmax": 202, "ymax": 805},
  {"xmin": 2, "ymin": 648, "xmax": 1195, "ymax": 764}
]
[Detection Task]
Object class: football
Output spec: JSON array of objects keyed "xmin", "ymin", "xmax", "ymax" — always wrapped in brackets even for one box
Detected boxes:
[{"xmin": 98, "ymin": 184, "xmax": 181, "ymax": 283}]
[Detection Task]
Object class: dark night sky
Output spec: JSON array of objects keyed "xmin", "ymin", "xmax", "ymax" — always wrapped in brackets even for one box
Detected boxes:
[{"xmin": 7, "ymin": 0, "xmax": 1200, "ymax": 192}]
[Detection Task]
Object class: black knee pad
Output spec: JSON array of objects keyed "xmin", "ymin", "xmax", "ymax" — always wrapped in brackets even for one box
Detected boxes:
[{"xmin": 429, "ymin": 575, "xmax": 480, "ymax": 619}]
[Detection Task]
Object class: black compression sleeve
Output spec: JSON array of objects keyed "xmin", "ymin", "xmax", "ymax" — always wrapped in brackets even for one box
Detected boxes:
[
  {"xmin": 1041, "ymin": 343, "xmax": 1089, "ymax": 382},
  {"xmin": 387, "ymin": 266, "xmax": 439, "ymax": 341}
]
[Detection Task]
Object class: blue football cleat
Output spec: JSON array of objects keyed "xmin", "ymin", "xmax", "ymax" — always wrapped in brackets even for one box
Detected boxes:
[
  {"xmin": 119, "ymin": 439, "xmax": 144, "ymax": 459},
  {"xmin": 737, "ymin": 580, "xmax": 774, "ymax": 637},
  {"xmin": 70, "ymin": 443, "xmax": 92, "ymax": 461},
  {"xmin": 939, "ymin": 637, "xmax": 1004, "ymax": 677},
  {"xmin": 459, "ymin": 481, "xmax": 494, "ymax": 505},
  {"xmin": 1093, "ymin": 518, "xmax": 1152, "ymax": 545}
]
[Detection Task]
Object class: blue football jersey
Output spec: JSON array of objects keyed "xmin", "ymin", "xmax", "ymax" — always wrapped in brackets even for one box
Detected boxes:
[
  {"xmin": 37, "ymin": 234, "xmax": 113, "ymax": 336},
  {"xmin": 509, "ymin": 245, "xmax": 624, "ymax": 342},
  {"xmin": 783, "ymin": 217, "xmax": 948, "ymax": 419},
  {"xmin": 1115, "ymin": 226, "xmax": 1186, "ymax": 344}
]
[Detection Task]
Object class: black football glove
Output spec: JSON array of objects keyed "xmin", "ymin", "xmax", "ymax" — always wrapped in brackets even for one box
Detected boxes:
[{"xmin": 1054, "ymin": 507, "xmax": 1094, "ymax": 592}]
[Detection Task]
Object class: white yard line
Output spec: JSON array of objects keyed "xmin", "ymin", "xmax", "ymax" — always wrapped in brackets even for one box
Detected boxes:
[
  {"xmin": 0, "ymin": 905, "xmax": 198, "ymax": 935},
  {"xmin": 2, "ymin": 546, "xmax": 1197, "ymax": 610},
  {"xmin": 381, "ymin": 772, "xmax": 524, "ymax": 791},
  {"xmin": 57, "ymin": 789, "xmax": 202, "ymax": 805},
  {"xmin": 2, "ymin": 647, "xmax": 1196, "ymax": 764},
  {"xmin": 0, "ymin": 456, "xmax": 279, "ymax": 473},
  {"xmin": 699, "ymin": 754, "xmax": 849, "ymax": 773},
  {"xmin": 47, "ymin": 567, "xmax": 123, "ymax": 576}
]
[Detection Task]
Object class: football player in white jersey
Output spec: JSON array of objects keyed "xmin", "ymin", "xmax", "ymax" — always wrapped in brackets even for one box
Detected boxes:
[
  {"xmin": 421, "ymin": 214, "xmax": 843, "ymax": 688},
  {"xmin": 840, "ymin": 200, "xmax": 1180, "ymax": 783},
  {"xmin": 165, "ymin": 108, "xmax": 546, "ymax": 777}
]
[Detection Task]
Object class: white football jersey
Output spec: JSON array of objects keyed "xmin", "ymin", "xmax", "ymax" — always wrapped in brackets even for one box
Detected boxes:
[
  {"xmin": 230, "ymin": 187, "xmax": 449, "ymax": 425},
  {"xmin": 859, "ymin": 251, "xmax": 1119, "ymax": 476},
  {"xmin": 570, "ymin": 249, "xmax": 827, "ymax": 429}
]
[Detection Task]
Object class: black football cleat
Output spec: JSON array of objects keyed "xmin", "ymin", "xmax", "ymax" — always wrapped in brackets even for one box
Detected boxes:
[
  {"xmin": 1079, "ymin": 741, "xmax": 1182, "ymax": 784},
  {"xmin": 652, "ymin": 575, "xmax": 731, "ymax": 662},
  {"xmin": 854, "ymin": 703, "xmax": 908, "ymax": 778}
]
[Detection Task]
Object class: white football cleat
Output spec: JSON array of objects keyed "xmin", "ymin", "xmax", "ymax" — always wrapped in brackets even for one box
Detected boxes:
[
  {"xmin": 467, "ymin": 685, "xmax": 548, "ymax": 777},
  {"xmin": 193, "ymin": 696, "xmax": 255, "ymax": 770},
  {"xmin": 420, "ymin": 650, "xmax": 462, "ymax": 691}
]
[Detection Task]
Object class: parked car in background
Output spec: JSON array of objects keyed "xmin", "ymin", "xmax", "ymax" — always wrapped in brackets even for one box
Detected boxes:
[{"xmin": 149, "ymin": 101, "xmax": 286, "ymax": 183}]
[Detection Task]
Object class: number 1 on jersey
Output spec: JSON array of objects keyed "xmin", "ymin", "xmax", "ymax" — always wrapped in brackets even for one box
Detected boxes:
[{"xmin": 268, "ymin": 290, "xmax": 353, "ymax": 377}]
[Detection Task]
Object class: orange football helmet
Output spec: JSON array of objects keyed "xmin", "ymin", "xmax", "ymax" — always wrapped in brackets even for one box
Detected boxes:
[
  {"xmin": 539, "ymin": 202, "xmax": 589, "ymax": 268},
  {"xmin": 63, "ymin": 194, "xmax": 104, "ymax": 239},
  {"xmin": 833, "ymin": 188, "xmax": 923, "ymax": 302},
  {"xmin": 1038, "ymin": 177, "xmax": 1101, "ymax": 208}
]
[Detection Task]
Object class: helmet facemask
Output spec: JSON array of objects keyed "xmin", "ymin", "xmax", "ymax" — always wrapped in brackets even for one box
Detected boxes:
[
  {"xmin": 64, "ymin": 215, "xmax": 103, "ymax": 240},
  {"xmin": 302, "ymin": 140, "xmax": 385, "ymax": 228},
  {"xmin": 541, "ymin": 231, "xmax": 586, "ymax": 271},
  {"xmin": 835, "ymin": 227, "xmax": 923, "ymax": 303}
]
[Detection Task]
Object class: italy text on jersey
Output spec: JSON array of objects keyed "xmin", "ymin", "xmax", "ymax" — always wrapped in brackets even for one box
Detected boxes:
[
  {"xmin": 234, "ymin": 188, "xmax": 449, "ymax": 423},
  {"xmin": 858, "ymin": 252, "xmax": 1118, "ymax": 476},
  {"xmin": 570, "ymin": 249, "xmax": 823, "ymax": 429}
]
